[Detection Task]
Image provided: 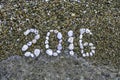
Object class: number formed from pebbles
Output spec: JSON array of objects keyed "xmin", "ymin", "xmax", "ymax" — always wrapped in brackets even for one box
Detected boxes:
[
  {"xmin": 79, "ymin": 28, "xmax": 96, "ymax": 57},
  {"xmin": 45, "ymin": 30, "xmax": 63, "ymax": 56},
  {"xmin": 21, "ymin": 28, "xmax": 96, "ymax": 58},
  {"xmin": 22, "ymin": 28, "xmax": 41, "ymax": 57}
]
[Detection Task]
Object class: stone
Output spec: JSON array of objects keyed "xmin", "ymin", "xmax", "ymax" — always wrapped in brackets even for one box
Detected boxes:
[
  {"xmin": 27, "ymin": 41, "xmax": 32, "ymax": 46},
  {"xmin": 45, "ymin": 44, "xmax": 49, "ymax": 49},
  {"xmin": 35, "ymin": 34, "xmax": 40, "ymax": 40},
  {"xmin": 47, "ymin": 32, "xmax": 50, "ymax": 36},
  {"xmin": 32, "ymin": 39, "xmax": 37, "ymax": 44},
  {"xmin": 68, "ymin": 37, "xmax": 74, "ymax": 43},
  {"xmin": 24, "ymin": 52, "xmax": 31, "ymax": 57},
  {"xmin": 89, "ymin": 43, "xmax": 94, "ymax": 46},
  {"xmin": 68, "ymin": 44, "xmax": 74, "ymax": 50},
  {"xmin": 57, "ymin": 44, "xmax": 62, "ymax": 50},
  {"xmin": 34, "ymin": 49, "xmax": 40, "ymax": 57},
  {"xmin": 45, "ymin": 40, "xmax": 49, "ymax": 44},
  {"xmin": 80, "ymin": 28, "xmax": 86, "ymax": 35},
  {"xmin": 53, "ymin": 52, "xmax": 58, "ymax": 56},
  {"xmin": 91, "ymin": 47, "xmax": 96, "ymax": 50},
  {"xmin": 46, "ymin": 49, "xmax": 53, "ymax": 56},
  {"xmin": 24, "ymin": 30, "xmax": 30, "ymax": 36},
  {"xmin": 79, "ymin": 34, "xmax": 83, "ymax": 39},
  {"xmin": 30, "ymin": 53, "xmax": 34, "ymax": 57},
  {"xmin": 22, "ymin": 45, "xmax": 28, "ymax": 51},
  {"xmin": 57, "ymin": 32, "xmax": 62, "ymax": 39},
  {"xmin": 69, "ymin": 51, "xmax": 74, "ymax": 56},
  {"xmin": 68, "ymin": 30, "xmax": 73, "ymax": 37},
  {"xmin": 83, "ymin": 42, "xmax": 88, "ymax": 46},
  {"xmin": 57, "ymin": 50, "xmax": 61, "ymax": 53}
]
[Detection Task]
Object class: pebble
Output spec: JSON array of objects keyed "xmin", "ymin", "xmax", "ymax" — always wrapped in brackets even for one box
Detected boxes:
[
  {"xmin": 46, "ymin": 36, "xmax": 49, "ymax": 40},
  {"xmin": 50, "ymin": 30, "xmax": 53, "ymax": 32},
  {"xmin": 81, "ymin": 50, "xmax": 84, "ymax": 54},
  {"xmin": 83, "ymin": 42, "xmax": 88, "ymax": 46},
  {"xmin": 46, "ymin": 49, "xmax": 53, "ymax": 56},
  {"xmin": 57, "ymin": 50, "xmax": 61, "ymax": 53},
  {"xmin": 57, "ymin": 44, "xmax": 62, "ymax": 50},
  {"xmin": 54, "ymin": 30, "xmax": 58, "ymax": 33},
  {"xmin": 80, "ymin": 28, "xmax": 86, "ymax": 35},
  {"xmin": 45, "ymin": 40, "xmax": 49, "ymax": 44},
  {"xmin": 86, "ymin": 52, "xmax": 89, "ymax": 56},
  {"xmin": 68, "ymin": 37, "xmax": 74, "ymax": 43},
  {"xmin": 27, "ymin": 41, "xmax": 32, "ymax": 46},
  {"xmin": 34, "ymin": 49, "xmax": 40, "ymax": 57},
  {"xmin": 57, "ymin": 32, "xmax": 62, "ymax": 39},
  {"xmin": 91, "ymin": 47, "xmax": 96, "ymax": 50},
  {"xmin": 47, "ymin": 32, "xmax": 50, "ymax": 36},
  {"xmin": 24, "ymin": 52, "xmax": 31, "ymax": 57},
  {"xmin": 53, "ymin": 52, "xmax": 58, "ymax": 56},
  {"xmin": 69, "ymin": 51, "xmax": 74, "ymax": 56},
  {"xmin": 35, "ymin": 34, "xmax": 40, "ymax": 40},
  {"xmin": 22, "ymin": 45, "xmax": 28, "ymax": 51},
  {"xmin": 89, "ymin": 43, "xmax": 94, "ymax": 46},
  {"xmin": 24, "ymin": 30, "xmax": 30, "ymax": 36},
  {"xmin": 30, "ymin": 53, "xmax": 34, "ymax": 57},
  {"xmin": 90, "ymin": 52, "xmax": 93, "ymax": 56},
  {"xmin": 68, "ymin": 30, "xmax": 73, "ymax": 37},
  {"xmin": 68, "ymin": 44, "xmax": 74, "ymax": 50},
  {"xmin": 45, "ymin": 44, "xmax": 49, "ymax": 49},
  {"xmin": 79, "ymin": 35, "xmax": 83, "ymax": 39},
  {"xmin": 82, "ymin": 54, "xmax": 86, "ymax": 57},
  {"xmin": 86, "ymin": 28, "xmax": 92, "ymax": 34},
  {"xmin": 92, "ymin": 50, "xmax": 95, "ymax": 54},
  {"xmin": 30, "ymin": 28, "xmax": 35, "ymax": 33},
  {"xmin": 32, "ymin": 39, "xmax": 37, "ymax": 44},
  {"xmin": 80, "ymin": 44, "xmax": 84, "ymax": 49}
]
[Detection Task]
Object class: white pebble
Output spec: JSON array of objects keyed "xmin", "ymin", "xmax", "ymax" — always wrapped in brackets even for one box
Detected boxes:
[
  {"xmin": 79, "ymin": 40, "xmax": 82, "ymax": 43},
  {"xmin": 34, "ymin": 49, "xmax": 40, "ymax": 57},
  {"xmin": 53, "ymin": 52, "xmax": 58, "ymax": 56},
  {"xmin": 68, "ymin": 44, "xmax": 74, "ymax": 50},
  {"xmin": 68, "ymin": 37, "xmax": 74, "ymax": 43},
  {"xmin": 22, "ymin": 45, "xmax": 28, "ymax": 51},
  {"xmin": 85, "ymin": 28, "xmax": 92, "ymax": 34},
  {"xmin": 79, "ymin": 35, "xmax": 83, "ymax": 39},
  {"xmin": 82, "ymin": 54, "xmax": 86, "ymax": 57},
  {"xmin": 54, "ymin": 30, "xmax": 58, "ymax": 33},
  {"xmin": 80, "ymin": 28, "xmax": 86, "ymax": 35},
  {"xmin": 57, "ymin": 50, "xmax": 61, "ymax": 53},
  {"xmin": 24, "ymin": 30, "xmax": 30, "ymax": 36},
  {"xmin": 46, "ymin": 36, "xmax": 49, "ymax": 40},
  {"xmin": 47, "ymin": 32, "xmax": 50, "ymax": 36},
  {"xmin": 34, "ymin": 29, "xmax": 39, "ymax": 34},
  {"xmin": 45, "ymin": 44, "xmax": 49, "ymax": 49},
  {"xmin": 91, "ymin": 47, "xmax": 96, "ymax": 50},
  {"xmin": 24, "ymin": 52, "xmax": 31, "ymax": 57},
  {"xmin": 59, "ymin": 39, "xmax": 62, "ymax": 43},
  {"xmin": 81, "ymin": 50, "xmax": 84, "ymax": 54},
  {"xmin": 68, "ymin": 30, "xmax": 73, "ymax": 37},
  {"xmin": 30, "ymin": 53, "xmax": 34, "ymax": 57},
  {"xmin": 45, "ymin": 40, "xmax": 49, "ymax": 44},
  {"xmin": 89, "ymin": 52, "xmax": 93, "ymax": 56},
  {"xmin": 30, "ymin": 28, "xmax": 35, "ymax": 32},
  {"xmin": 89, "ymin": 43, "xmax": 94, "ymax": 46},
  {"xmin": 80, "ymin": 44, "xmax": 84, "ymax": 49},
  {"xmin": 86, "ymin": 52, "xmax": 89, "ymax": 57},
  {"xmin": 46, "ymin": 49, "xmax": 53, "ymax": 56},
  {"xmin": 57, "ymin": 44, "xmax": 62, "ymax": 50},
  {"xmin": 57, "ymin": 32, "xmax": 62, "ymax": 39},
  {"xmin": 69, "ymin": 51, "xmax": 74, "ymax": 56},
  {"xmin": 92, "ymin": 50, "xmax": 95, "ymax": 54},
  {"xmin": 27, "ymin": 41, "xmax": 32, "ymax": 46},
  {"xmin": 83, "ymin": 42, "xmax": 88, "ymax": 46},
  {"xmin": 35, "ymin": 35, "xmax": 40, "ymax": 40},
  {"xmin": 32, "ymin": 39, "xmax": 37, "ymax": 44},
  {"xmin": 50, "ymin": 30, "xmax": 54, "ymax": 32}
]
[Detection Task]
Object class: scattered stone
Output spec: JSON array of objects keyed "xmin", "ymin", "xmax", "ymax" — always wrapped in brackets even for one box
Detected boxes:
[
  {"xmin": 22, "ymin": 45, "xmax": 28, "ymax": 51},
  {"xmin": 46, "ymin": 49, "xmax": 53, "ymax": 56},
  {"xmin": 68, "ymin": 30, "xmax": 73, "ymax": 37},
  {"xmin": 34, "ymin": 49, "xmax": 40, "ymax": 57}
]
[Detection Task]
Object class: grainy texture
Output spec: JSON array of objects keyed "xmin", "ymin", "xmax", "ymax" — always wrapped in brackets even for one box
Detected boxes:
[{"xmin": 0, "ymin": 0, "xmax": 120, "ymax": 78}]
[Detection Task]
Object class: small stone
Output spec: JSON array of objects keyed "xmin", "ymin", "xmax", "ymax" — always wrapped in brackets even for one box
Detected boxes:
[
  {"xmin": 32, "ymin": 39, "xmax": 37, "ymax": 44},
  {"xmin": 82, "ymin": 54, "xmax": 86, "ymax": 57},
  {"xmin": 80, "ymin": 44, "xmax": 84, "ymax": 49},
  {"xmin": 35, "ymin": 35, "xmax": 40, "ymax": 40},
  {"xmin": 24, "ymin": 52, "xmax": 31, "ymax": 57},
  {"xmin": 34, "ymin": 29, "xmax": 39, "ymax": 34},
  {"xmin": 46, "ymin": 36, "xmax": 49, "ymax": 40},
  {"xmin": 91, "ymin": 47, "xmax": 96, "ymax": 50},
  {"xmin": 68, "ymin": 30, "xmax": 73, "ymax": 37},
  {"xmin": 45, "ymin": 44, "xmax": 49, "ymax": 49},
  {"xmin": 86, "ymin": 52, "xmax": 89, "ymax": 57},
  {"xmin": 57, "ymin": 32, "xmax": 62, "ymax": 39},
  {"xmin": 27, "ymin": 41, "xmax": 32, "ymax": 46},
  {"xmin": 89, "ymin": 52, "xmax": 93, "ymax": 56},
  {"xmin": 83, "ymin": 42, "xmax": 88, "ymax": 46},
  {"xmin": 59, "ymin": 39, "xmax": 62, "ymax": 43},
  {"xmin": 57, "ymin": 44, "xmax": 62, "ymax": 50},
  {"xmin": 53, "ymin": 52, "xmax": 58, "ymax": 56},
  {"xmin": 68, "ymin": 44, "xmax": 74, "ymax": 50},
  {"xmin": 30, "ymin": 28, "xmax": 35, "ymax": 33},
  {"xmin": 80, "ymin": 28, "xmax": 86, "ymax": 35},
  {"xmin": 79, "ymin": 35, "xmax": 83, "ymax": 39},
  {"xmin": 46, "ymin": 49, "xmax": 53, "ymax": 56},
  {"xmin": 50, "ymin": 30, "xmax": 54, "ymax": 32},
  {"xmin": 22, "ymin": 45, "xmax": 28, "ymax": 51},
  {"xmin": 47, "ymin": 32, "xmax": 50, "ymax": 36},
  {"xmin": 69, "ymin": 51, "xmax": 74, "ymax": 56},
  {"xmin": 89, "ymin": 43, "xmax": 94, "ymax": 46},
  {"xmin": 81, "ymin": 50, "xmax": 84, "ymax": 54},
  {"xmin": 54, "ymin": 30, "xmax": 58, "ymax": 33},
  {"xmin": 86, "ymin": 28, "xmax": 92, "ymax": 34},
  {"xmin": 68, "ymin": 37, "xmax": 74, "ymax": 43},
  {"xmin": 30, "ymin": 53, "xmax": 34, "ymax": 57},
  {"xmin": 79, "ymin": 40, "xmax": 82, "ymax": 43},
  {"xmin": 92, "ymin": 50, "xmax": 95, "ymax": 54},
  {"xmin": 24, "ymin": 30, "xmax": 30, "ymax": 36},
  {"xmin": 57, "ymin": 50, "xmax": 61, "ymax": 53},
  {"xmin": 34, "ymin": 49, "xmax": 40, "ymax": 57},
  {"xmin": 45, "ymin": 40, "xmax": 49, "ymax": 44}
]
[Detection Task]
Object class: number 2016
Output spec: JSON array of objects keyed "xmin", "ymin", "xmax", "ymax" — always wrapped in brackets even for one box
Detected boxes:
[{"xmin": 21, "ymin": 28, "xmax": 96, "ymax": 58}]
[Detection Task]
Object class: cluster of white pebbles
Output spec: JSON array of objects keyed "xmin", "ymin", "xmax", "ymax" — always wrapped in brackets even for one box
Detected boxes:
[{"xmin": 21, "ymin": 28, "xmax": 96, "ymax": 58}]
